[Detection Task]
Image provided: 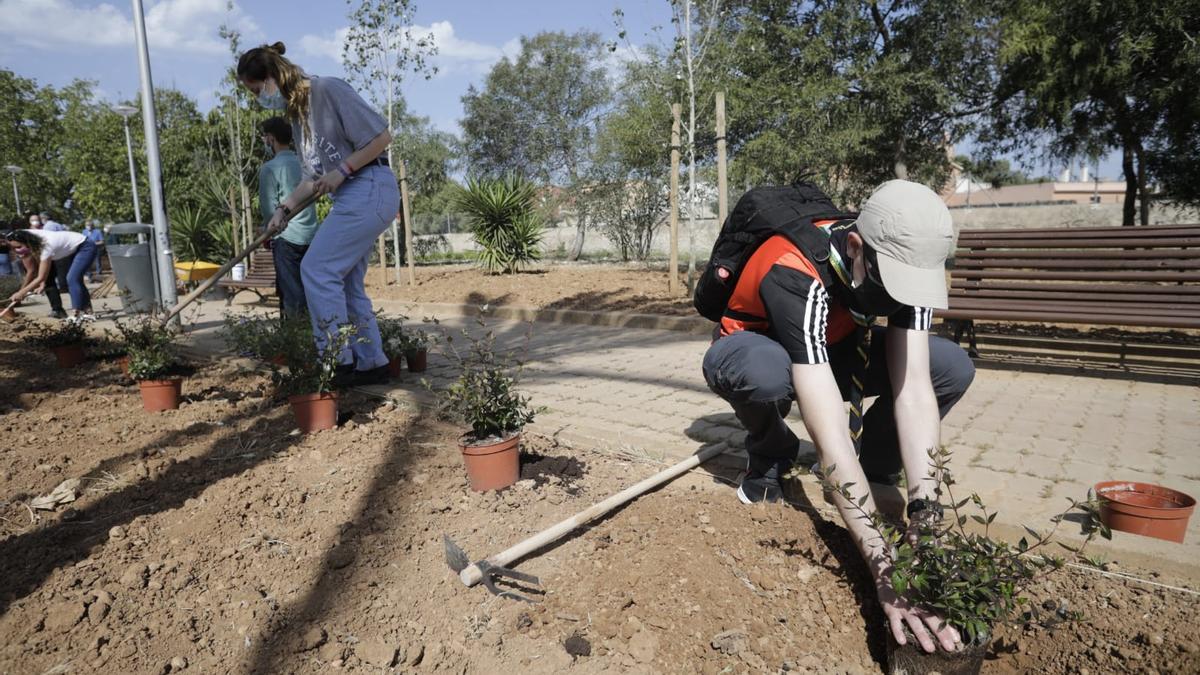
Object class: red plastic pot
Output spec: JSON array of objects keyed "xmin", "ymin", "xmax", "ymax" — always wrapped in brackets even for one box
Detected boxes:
[
  {"xmin": 50, "ymin": 343, "xmax": 86, "ymax": 368},
  {"xmin": 139, "ymin": 378, "xmax": 182, "ymax": 412},
  {"xmin": 405, "ymin": 348, "xmax": 428, "ymax": 373},
  {"xmin": 289, "ymin": 392, "xmax": 338, "ymax": 433},
  {"xmin": 1095, "ymin": 481, "xmax": 1196, "ymax": 543},
  {"xmin": 459, "ymin": 432, "xmax": 521, "ymax": 492},
  {"xmin": 387, "ymin": 356, "xmax": 404, "ymax": 379}
]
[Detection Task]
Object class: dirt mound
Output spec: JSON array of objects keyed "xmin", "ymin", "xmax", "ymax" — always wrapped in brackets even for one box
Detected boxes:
[{"xmin": 1, "ymin": 321, "xmax": 1197, "ymax": 674}]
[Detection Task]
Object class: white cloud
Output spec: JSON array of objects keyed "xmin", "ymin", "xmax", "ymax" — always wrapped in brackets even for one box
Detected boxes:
[
  {"xmin": 0, "ymin": 0, "xmax": 260, "ymax": 54},
  {"xmin": 299, "ymin": 20, "xmax": 519, "ymax": 77}
]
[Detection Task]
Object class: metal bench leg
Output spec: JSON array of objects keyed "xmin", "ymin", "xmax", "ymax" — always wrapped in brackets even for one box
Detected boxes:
[
  {"xmin": 966, "ymin": 320, "xmax": 979, "ymax": 358},
  {"xmin": 952, "ymin": 319, "xmax": 966, "ymax": 346}
]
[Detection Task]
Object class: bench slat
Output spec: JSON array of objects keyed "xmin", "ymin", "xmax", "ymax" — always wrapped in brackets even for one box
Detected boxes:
[
  {"xmin": 950, "ymin": 289, "xmax": 1200, "ymax": 305},
  {"xmin": 958, "ymin": 225, "xmax": 1199, "ymax": 239},
  {"xmin": 954, "ymin": 249, "xmax": 1200, "ymax": 260},
  {"xmin": 953, "ymin": 269, "xmax": 1200, "ymax": 282},
  {"xmin": 938, "ymin": 308, "xmax": 1200, "ymax": 329},
  {"xmin": 959, "ymin": 236, "xmax": 1200, "ymax": 249},
  {"xmin": 951, "ymin": 280, "xmax": 1200, "ymax": 295},
  {"xmin": 948, "ymin": 297, "xmax": 1200, "ymax": 318},
  {"xmin": 954, "ymin": 258, "xmax": 1200, "ymax": 270}
]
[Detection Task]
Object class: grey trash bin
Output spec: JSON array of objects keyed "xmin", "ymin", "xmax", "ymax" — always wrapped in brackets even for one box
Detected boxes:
[{"xmin": 107, "ymin": 223, "xmax": 161, "ymax": 313}]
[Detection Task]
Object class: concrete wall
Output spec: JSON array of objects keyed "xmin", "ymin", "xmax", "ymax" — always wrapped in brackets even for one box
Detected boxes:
[{"xmin": 419, "ymin": 203, "xmax": 1198, "ymax": 260}]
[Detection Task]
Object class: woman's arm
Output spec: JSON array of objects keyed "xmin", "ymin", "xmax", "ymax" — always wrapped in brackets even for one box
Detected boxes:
[
  {"xmin": 11, "ymin": 258, "xmax": 51, "ymax": 302},
  {"xmin": 311, "ymin": 129, "xmax": 393, "ymax": 198}
]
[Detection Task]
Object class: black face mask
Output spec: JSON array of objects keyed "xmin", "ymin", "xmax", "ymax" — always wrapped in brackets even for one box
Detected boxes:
[{"xmin": 849, "ymin": 246, "xmax": 904, "ymax": 317}]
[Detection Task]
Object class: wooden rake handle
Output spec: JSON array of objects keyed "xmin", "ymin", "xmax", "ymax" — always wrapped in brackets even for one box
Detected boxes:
[
  {"xmin": 160, "ymin": 193, "xmax": 319, "ymax": 326},
  {"xmin": 459, "ymin": 442, "xmax": 728, "ymax": 587}
]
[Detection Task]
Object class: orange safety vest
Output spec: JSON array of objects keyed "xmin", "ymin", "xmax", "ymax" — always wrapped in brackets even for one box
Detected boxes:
[{"xmin": 719, "ymin": 220, "xmax": 857, "ymax": 344}]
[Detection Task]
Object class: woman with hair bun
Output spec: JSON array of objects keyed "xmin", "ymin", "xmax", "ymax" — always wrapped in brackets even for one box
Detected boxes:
[{"xmin": 237, "ymin": 41, "xmax": 398, "ymax": 386}]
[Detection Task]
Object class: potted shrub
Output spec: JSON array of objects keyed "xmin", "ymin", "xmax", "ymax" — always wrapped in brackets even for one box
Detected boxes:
[
  {"xmin": 401, "ymin": 328, "xmax": 433, "ymax": 373},
  {"xmin": 818, "ymin": 448, "xmax": 1108, "ymax": 675},
  {"xmin": 439, "ymin": 324, "xmax": 538, "ymax": 491},
  {"xmin": 123, "ymin": 319, "xmax": 184, "ymax": 412},
  {"xmin": 377, "ymin": 313, "xmax": 408, "ymax": 379},
  {"xmin": 34, "ymin": 318, "xmax": 89, "ymax": 368},
  {"xmin": 272, "ymin": 322, "xmax": 355, "ymax": 433}
]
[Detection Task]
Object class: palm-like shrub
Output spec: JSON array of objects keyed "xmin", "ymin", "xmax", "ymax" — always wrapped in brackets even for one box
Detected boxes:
[
  {"xmin": 170, "ymin": 206, "xmax": 235, "ymax": 263},
  {"xmin": 453, "ymin": 175, "xmax": 544, "ymax": 274}
]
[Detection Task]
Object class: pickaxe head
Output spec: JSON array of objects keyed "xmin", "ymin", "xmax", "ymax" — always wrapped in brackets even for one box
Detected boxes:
[{"xmin": 442, "ymin": 534, "xmax": 543, "ymax": 603}]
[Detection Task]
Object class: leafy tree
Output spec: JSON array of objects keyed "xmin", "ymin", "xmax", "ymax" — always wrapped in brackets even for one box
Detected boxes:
[
  {"xmin": 342, "ymin": 0, "xmax": 438, "ymax": 277},
  {"xmin": 987, "ymin": 0, "xmax": 1200, "ymax": 224},
  {"xmin": 0, "ymin": 70, "xmax": 69, "ymax": 218},
  {"xmin": 460, "ymin": 31, "xmax": 612, "ymax": 259},
  {"xmin": 720, "ymin": 0, "xmax": 999, "ymax": 205}
]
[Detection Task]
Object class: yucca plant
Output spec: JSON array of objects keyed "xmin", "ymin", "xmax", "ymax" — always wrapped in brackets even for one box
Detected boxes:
[
  {"xmin": 169, "ymin": 206, "xmax": 219, "ymax": 263},
  {"xmin": 453, "ymin": 175, "xmax": 544, "ymax": 274}
]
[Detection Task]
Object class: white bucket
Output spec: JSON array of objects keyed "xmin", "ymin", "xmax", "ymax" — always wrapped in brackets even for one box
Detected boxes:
[{"xmin": 230, "ymin": 263, "xmax": 246, "ymax": 281}]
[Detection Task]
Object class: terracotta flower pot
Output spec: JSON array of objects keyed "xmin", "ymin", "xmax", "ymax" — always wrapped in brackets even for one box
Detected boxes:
[
  {"xmin": 887, "ymin": 629, "xmax": 988, "ymax": 675},
  {"xmin": 405, "ymin": 348, "xmax": 428, "ymax": 373},
  {"xmin": 1095, "ymin": 481, "xmax": 1196, "ymax": 543},
  {"xmin": 268, "ymin": 354, "xmax": 288, "ymax": 367},
  {"xmin": 118, "ymin": 355, "xmax": 130, "ymax": 376},
  {"xmin": 289, "ymin": 391, "xmax": 338, "ymax": 433},
  {"xmin": 50, "ymin": 343, "xmax": 86, "ymax": 368},
  {"xmin": 459, "ymin": 432, "xmax": 521, "ymax": 492},
  {"xmin": 139, "ymin": 378, "xmax": 182, "ymax": 412},
  {"xmin": 387, "ymin": 355, "xmax": 404, "ymax": 379}
]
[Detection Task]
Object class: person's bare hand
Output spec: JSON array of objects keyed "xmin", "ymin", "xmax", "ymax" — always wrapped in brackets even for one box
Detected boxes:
[
  {"xmin": 312, "ymin": 170, "xmax": 345, "ymax": 197},
  {"xmin": 265, "ymin": 209, "xmax": 288, "ymax": 235},
  {"xmin": 877, "ymin": 582, "xmax": 961, "ymax": 653}
]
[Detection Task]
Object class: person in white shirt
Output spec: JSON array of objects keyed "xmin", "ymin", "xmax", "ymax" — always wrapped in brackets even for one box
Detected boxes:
[{"xmin": 3, "ymin": 228, "xmax": 98, "ymax": 319}]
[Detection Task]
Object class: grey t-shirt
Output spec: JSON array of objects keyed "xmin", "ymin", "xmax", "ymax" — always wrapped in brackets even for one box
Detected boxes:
[{"xmin": 294, "ymin": 76, "xmax": 387, "ymax": 180}]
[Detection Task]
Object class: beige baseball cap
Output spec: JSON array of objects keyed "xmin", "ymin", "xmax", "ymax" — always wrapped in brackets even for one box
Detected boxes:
[{"xmin": 855, "ymin": 179, "xmax": 954, "ymax": 310}]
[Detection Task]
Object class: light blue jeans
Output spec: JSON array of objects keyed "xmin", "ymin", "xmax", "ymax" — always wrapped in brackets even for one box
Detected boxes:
[{"xmin": 300, "ymin": 165, "xmax": 399, "ymax": 370}]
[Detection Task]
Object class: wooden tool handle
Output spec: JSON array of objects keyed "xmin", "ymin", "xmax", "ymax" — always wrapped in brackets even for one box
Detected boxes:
[
  {"xmin": 161, "ymin": 193, "xmax": 319, "ymax": 325},
  {"xmin": 0, "ymin": 300, "xmax": 17, "ymax": 319},
  {"xmin": 459, "ymin": 443, "xmax": 727, "ymax": 587}
]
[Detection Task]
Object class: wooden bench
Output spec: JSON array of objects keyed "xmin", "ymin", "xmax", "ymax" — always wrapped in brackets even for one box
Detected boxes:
[
  {"xmin": 941, "ymin": 224, "xmax": 1200, "ymax": 354},
  {"xmin": 217, "ymin": 247, "xmax": 276, "ymax": 304}
]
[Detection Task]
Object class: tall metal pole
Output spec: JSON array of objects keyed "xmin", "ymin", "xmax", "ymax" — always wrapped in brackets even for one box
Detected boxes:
[
  {"xmin": 113, "ymin": 106, "xmax": 143, "ymax": 223},
  {"xmin": 131, "ymin": 0, "xmax": 177, "ymax": 309},
  {"xmin": 4, "ymin": 166, "xmax": 20, "ymax": 215},
  {"xmin": 669, "ymin": 104, "xmax": 681, "ymax": 295}
]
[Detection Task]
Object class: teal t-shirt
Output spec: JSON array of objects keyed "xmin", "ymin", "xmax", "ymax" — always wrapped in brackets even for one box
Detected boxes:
[{"xmin": 258, "ymin": 149, "xmax": 320, "ymax": 246}]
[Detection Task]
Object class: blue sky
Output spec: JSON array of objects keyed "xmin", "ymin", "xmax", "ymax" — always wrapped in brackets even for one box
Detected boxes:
[
  {"xmin": 0, "ymin": 0, "xmax": 670, "ymax": 134},
  {"xmin": 0, "ymin": 0, "xmax": 1120, "ymax": 179}
]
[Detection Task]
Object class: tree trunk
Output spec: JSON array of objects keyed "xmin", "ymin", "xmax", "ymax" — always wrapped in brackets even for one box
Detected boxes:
[
  {"xmin": 1121, "ymin": 144, "xmax": 1136, "ymax": 226},
  {"xmin": 568, "ymin": 209, "xmax": 586, "ymax": 261},
  {"xmin": 1135, "ymin": 144, "xmax": 1149, "ymax": 226}
]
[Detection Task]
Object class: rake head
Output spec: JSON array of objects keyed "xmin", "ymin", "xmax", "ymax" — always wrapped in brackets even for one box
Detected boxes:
[{"xmin": 442, "ymin": 534, "xmax": 543, "ymax": 603}]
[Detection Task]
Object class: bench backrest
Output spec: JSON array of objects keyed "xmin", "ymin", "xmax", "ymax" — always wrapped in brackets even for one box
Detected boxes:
[{"xmin": 944, "ymin": 224, "xmax": 1200, "ymax": 328}]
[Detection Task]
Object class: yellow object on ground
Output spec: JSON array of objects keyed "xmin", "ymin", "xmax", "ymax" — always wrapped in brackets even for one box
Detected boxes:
[{"xmin": 175, "ymin": 261, "xmax": 222, "ymax": 283}]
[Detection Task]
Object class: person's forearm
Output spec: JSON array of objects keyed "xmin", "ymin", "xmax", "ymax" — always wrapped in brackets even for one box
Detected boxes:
[
  {"xmin": 793, "ymin": 363, "xmax": 892, "ymax": 587},
  {"xmin": 342, "ymin": 130, "xmax": 392, "ymax": 175},
  {"xmin": 886, "ymin": 327, "xmax": 941, "ymax": 502},
  {"xmin": 278, "ymin": 181, "xmax": 317, "ymax": 216}
]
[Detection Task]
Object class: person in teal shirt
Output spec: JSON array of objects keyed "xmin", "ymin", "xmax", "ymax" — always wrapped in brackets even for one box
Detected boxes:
[{"xmin": 258, "ymin": 116, "xmax": 319, "ymax": 315}]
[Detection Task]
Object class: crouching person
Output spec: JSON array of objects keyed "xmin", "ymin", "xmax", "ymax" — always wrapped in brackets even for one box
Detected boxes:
[{"xmin": 698, "ymin": 179, "xmax": 975, "ymax": 653}]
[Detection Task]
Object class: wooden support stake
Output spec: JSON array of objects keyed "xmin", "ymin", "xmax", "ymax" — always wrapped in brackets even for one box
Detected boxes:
[
  {"xmin": 669, "ymin": 103, "xmax": 682, "ymax": 296},
  {"xmin": 377, "ymin": 236, "xmax": 387, "ymax": 286},
  {"xmin": 399, "ymin": 159, "xmax": 415, "ymax": 286},
  {"xmin": 716, "ymin": 91, "xmax": 728, "ymax": 225}
]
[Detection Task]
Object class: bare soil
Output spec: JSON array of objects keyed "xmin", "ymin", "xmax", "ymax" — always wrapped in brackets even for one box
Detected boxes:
[
  {"xmin": 1, "ymin": 318, "xmax": 1198, "ymax": 674},
  {"xmin": 367, "ymin": 264, "xmax": 696, "ymax": 316}
]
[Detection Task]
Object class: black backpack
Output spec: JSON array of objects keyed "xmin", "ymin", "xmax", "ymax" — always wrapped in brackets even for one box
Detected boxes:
[{"xmin": 693, "ymin": 183, "xmax": 857, "ymax": 322}]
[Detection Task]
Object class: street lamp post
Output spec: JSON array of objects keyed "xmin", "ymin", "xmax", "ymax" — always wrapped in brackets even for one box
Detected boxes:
[
  {"xmin": 3, "ymin": 165, "xmax": 20, "ymax": 216},
  {"xmin": 112, "ymin": 105, "xmax": 143, "ymax": 223},
  {"xmin": 131, "ymin": 0, "xmax": 178, "ymax": 310}
]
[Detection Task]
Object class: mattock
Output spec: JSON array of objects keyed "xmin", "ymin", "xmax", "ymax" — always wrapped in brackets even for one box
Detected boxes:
[{"xmin": 442, "ymin": 443, "xmax": 727, "ymax": 601}]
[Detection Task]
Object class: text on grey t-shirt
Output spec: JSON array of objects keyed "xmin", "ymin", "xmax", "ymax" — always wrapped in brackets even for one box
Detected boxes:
[{"xmin": 293, "ymin": 76, "xmax": 388, "ymax": 180}]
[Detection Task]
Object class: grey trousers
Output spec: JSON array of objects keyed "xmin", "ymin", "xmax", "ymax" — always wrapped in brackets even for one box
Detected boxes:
[{"xmin": 701, "ymin": 327, "xmax": 975, "ymax": 484}]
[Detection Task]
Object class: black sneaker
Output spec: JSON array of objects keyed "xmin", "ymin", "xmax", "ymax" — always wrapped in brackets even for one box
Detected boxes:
[
  {"xmin": 49, "ymin": 309, "xmax": 68, "ymax": 319},
  {"xmin": 737, "ymin": 461, "xmax": 789, "ymax": 505},
  {"xmin": 330, "ymin": 363, "xmax": 356, "ymax": 389}
]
